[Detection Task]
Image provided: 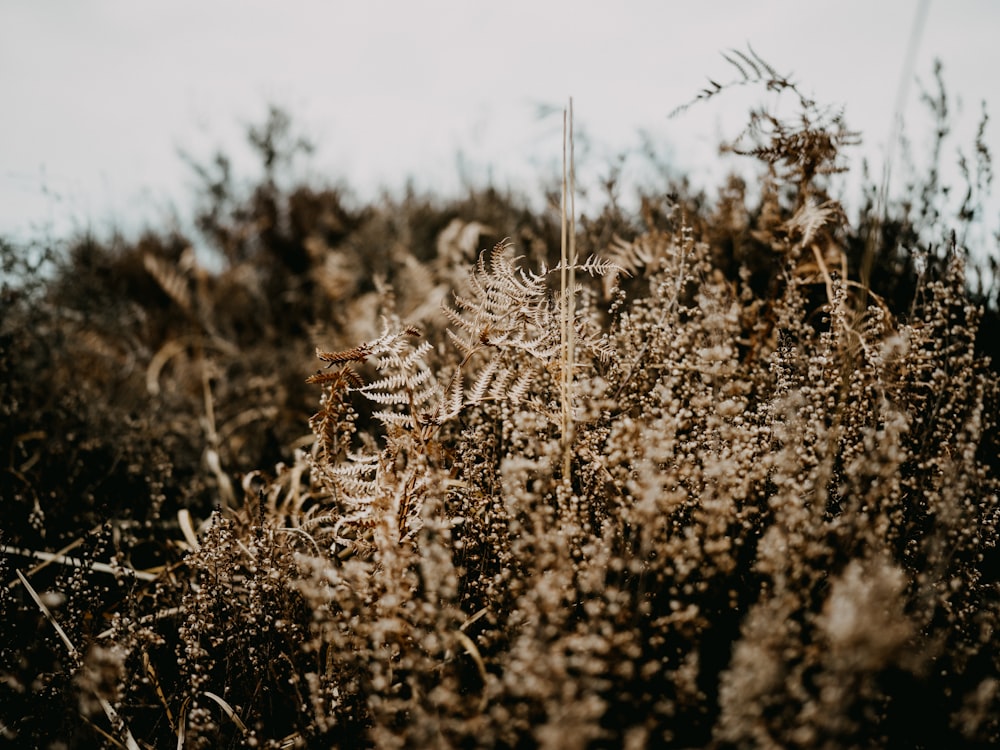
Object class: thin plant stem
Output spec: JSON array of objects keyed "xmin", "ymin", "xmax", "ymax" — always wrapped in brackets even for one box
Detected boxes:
[{"xmin": 560, "ymin": 99, "xmax": 577, "ymax": 484}]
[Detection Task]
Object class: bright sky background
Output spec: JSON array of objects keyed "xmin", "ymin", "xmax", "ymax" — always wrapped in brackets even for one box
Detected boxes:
[{"xmin": 2, "ymin": 1, "xmax": 998, "ymax": 253}]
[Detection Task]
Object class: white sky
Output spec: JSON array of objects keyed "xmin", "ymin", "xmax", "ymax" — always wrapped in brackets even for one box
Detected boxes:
[{"xmin": 2, "ymin": 1, "xmax": 998, "ymax": 250}]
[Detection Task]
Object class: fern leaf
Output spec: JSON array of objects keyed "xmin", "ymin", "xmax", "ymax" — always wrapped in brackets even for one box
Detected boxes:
[
  {"xmin": 410, "ymin": 382, "xmax": 442, "ymax": 411},
  {"xmin": 143, "ymin": 253, "xmax": 192, "ymax": 313},
  {"xmin": 361, "ymin": 362, "xmax": 435, "ymax": 400},
  {"xmin": 399, "ymin": 339, "xmax": 435, "ymax": 371},
  {"xmin": 579, "ymin": 255, "xmax": 627, "ymax": 278},
  {"xmin": 372, "ymin": 410, "xmax": 415, "ymax": 428},
  {"xmin": 508, "ymin": 370, "xmax": 536, "ymax": 405},
  {"xmin": 445, "ymin": 327, "xmax": 479, "ymax": 358},
  {"xmin": 722, "ymin": 51, "xmax": 749, "ymax": 80},
  {"xmin": 441, "ymin": 370, "xmax": 464, "ymax": 418},
  {"xmin": 785, "ymin": 199, "xmax": 838, "ymax": 248},
  {"xmin": 306, "ymin": 366, "xmax": 363, "ymax": 388},
  {"xmin": 344, "ymin": 451, "xmax": 379, "ymax": 466},
  {"xmin": 360, "ymin": 388, "xmax": 412, "ymax": 406},
  {"xmin": 468, "ymin": 357, "xmax": 502, "ymax": 404},
  {"xmin": 316, "ymin": 344, "xmax": 371, "ymax": 365}
]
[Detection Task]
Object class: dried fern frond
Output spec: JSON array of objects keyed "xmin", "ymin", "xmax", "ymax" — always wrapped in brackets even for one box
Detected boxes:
[
  {"xmin": 784, "ymin": 199, "xmax": 840, "ymax": 248},
  {"xmin": 436, "ymin": 218, "xmax": 495, "ymax": 268},
  {"xmin": 730, "ymin": 107, "xmax": 860, "ymax": 183},
  {"xmin": 557, "ymin": 254, "xmax": 625, "ymax": 279},
  {"xmin": 602, "ymin": 232, "xmax": 672, "ymax": 280},
  {"xmin": 508, "ymin": 370, "xmax": 536, "ymax": 404},
  {"xmin": 305, "ymin": 366, "xmax": 364, "ymax": 388},
  {"xmin": 445, "ymin": 241, "xmax": 561, "ymax": 362},
  {"xmin": 673, "ymin": 46, "xmax": 860, "ymax": 198},
  {"xmin": 468, "ymin": 357, "xmax": 503, "ymax": 404},
  {"xmin": 305, "ymin": 238, "xmax": 623, "ymax": 547},
  {"xmin": 315, "ymin": 344, "xmax": 373, "ymax": 365},
  {"xmin": 370, "ymin": 410, "xmax": 417, "ymax": 428},
  {"xmin": 671, "ymin": 45, "xmax": 799, "ymax": 117},
  {"xmin": 143, "ymin": 252, "xmax": 192, "ymax": 313},
  {"xmin": 354, "ymin": 332, "xmax": 442, "ymax": 433},
  {"xmin": 362, "ymin": 366, "xmax": 436, "ymax": 405},
  {"xmin": 440, "ymin": 368, "xmax": 465, "ymax": 421}
]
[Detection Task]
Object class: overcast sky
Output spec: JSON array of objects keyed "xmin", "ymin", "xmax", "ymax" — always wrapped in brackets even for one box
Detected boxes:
[{"xmin": 2, "ymin": 1, "xmax": 998, "ymax": 247}]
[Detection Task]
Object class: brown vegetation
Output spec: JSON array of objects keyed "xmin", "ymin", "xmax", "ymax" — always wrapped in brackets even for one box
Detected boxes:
[{"xmin": 2, "ymin": 56, "xmax": 998, "ymax": 748}]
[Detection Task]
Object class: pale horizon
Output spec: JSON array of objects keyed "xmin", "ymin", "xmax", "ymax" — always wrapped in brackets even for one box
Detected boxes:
[{"xmin": 2, "ymin": 0, "xmax": 998, "ymax": 251}]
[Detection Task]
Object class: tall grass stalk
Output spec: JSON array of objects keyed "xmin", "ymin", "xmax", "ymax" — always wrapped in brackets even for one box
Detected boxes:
[{"xmin": 560, "ymin": 98, "xmax": 577, "ymax": 483}]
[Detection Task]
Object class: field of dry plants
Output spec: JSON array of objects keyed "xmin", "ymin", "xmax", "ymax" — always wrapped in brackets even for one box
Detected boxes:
[{"xmin": 2, "ymin": 54, "xmax": 999, "ymax": 748}]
